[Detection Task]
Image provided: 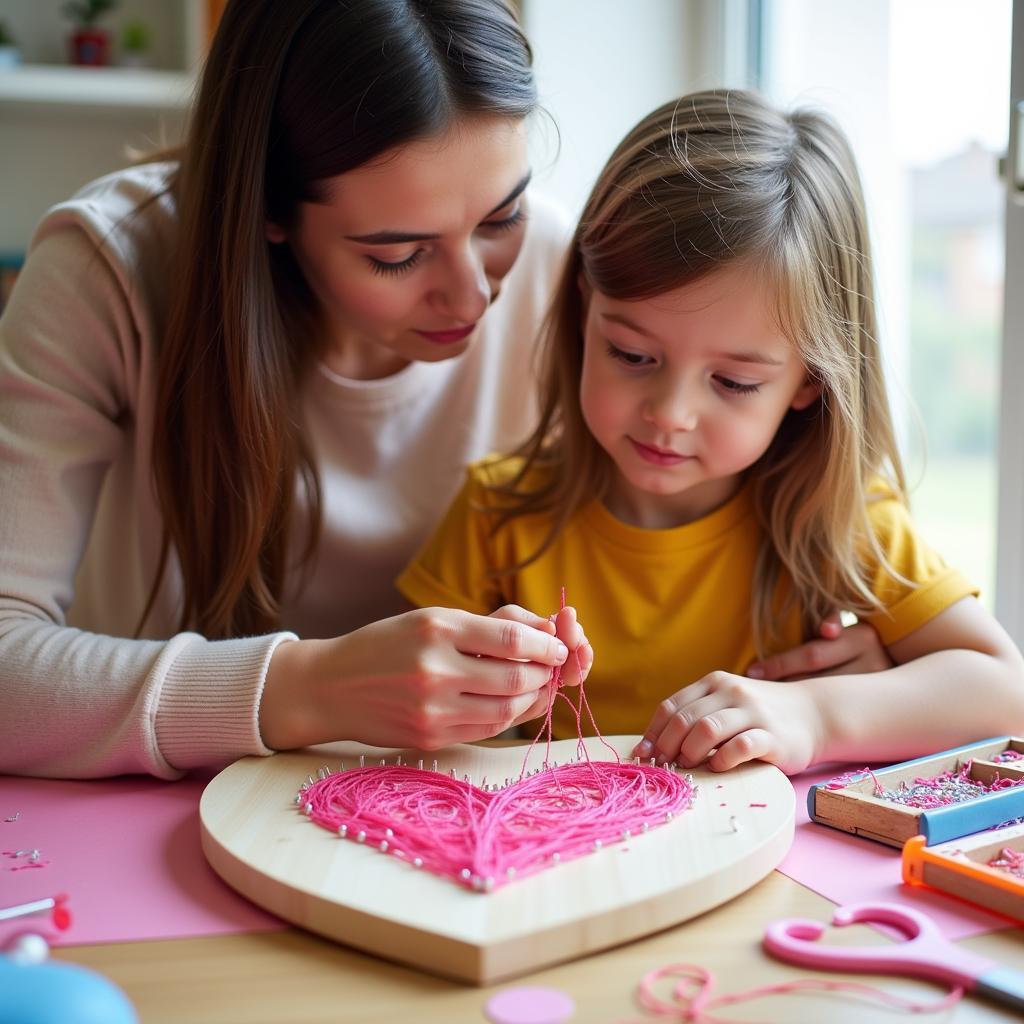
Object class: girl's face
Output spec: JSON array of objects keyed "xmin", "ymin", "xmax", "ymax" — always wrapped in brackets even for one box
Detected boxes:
[
  {"xmin": 270, "ymin": 115, "xmax": 530, "ymax": 380},
  {"xmin": 579, "ymin": 263, "xmax": 820, "ymax": 528}
]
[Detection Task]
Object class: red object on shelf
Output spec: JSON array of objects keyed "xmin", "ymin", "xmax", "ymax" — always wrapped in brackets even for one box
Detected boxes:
[{"xmin": 69, "ymin": 28, "xmax": 110, "ymax": 67}]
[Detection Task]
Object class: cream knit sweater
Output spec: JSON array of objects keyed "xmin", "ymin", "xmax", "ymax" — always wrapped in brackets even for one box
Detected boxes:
[{"xmin": 0, "ymin": 163, "xmax": 569, "ymax": 779}]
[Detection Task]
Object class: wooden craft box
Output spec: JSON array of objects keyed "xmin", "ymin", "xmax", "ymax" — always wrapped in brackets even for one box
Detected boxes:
[
  {"xmin": 807, "ymin": 737, "xmax": 1024, "ymax": 848},
  {"xmin": 903, "ymin": 824, "xmax": 1024, "ymax": 923}
]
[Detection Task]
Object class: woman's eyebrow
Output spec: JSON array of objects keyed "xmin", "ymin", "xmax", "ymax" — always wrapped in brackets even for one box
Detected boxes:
[
  {"xmin": 345, "ymin": 171, "xmax": 533, "ymax": 245},
  {"xmin": 484, "ymin": 170, "xmax": 532, "ymax": 217}
]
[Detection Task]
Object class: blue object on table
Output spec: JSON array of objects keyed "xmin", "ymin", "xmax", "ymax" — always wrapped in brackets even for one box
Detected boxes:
[
  {"xmin": 0, "ymin": 939, "xmax": 137, "ymax": 1024},
  {"xmin": 807, "ymin": 736, "xmax": 1024, "ymax": 845}
]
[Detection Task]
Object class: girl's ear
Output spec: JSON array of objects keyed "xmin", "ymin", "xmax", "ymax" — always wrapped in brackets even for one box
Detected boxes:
[
  {"xmin": 266, "ymin": 221, "xmax": 287, "ymax": 244},
  {"xmin": 790, "ymin": 375, "xmax": 822, "ymax": 411}
]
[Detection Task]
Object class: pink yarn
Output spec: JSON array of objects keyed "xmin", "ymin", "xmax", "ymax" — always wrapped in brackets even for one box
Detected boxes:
[
  {"xmin": 988, "ymin": 846, "xmax": 1024, "ymax": 879},
  {"xmin": 992, "ymin": 750, "xmax": 1024, "ymax": 763},
  {"xmin": 618, "ymin": 962, "xmax": 962, "ymax": 1022},
  {"xmin": 301, "ymin": 759, "xmax": 694, "ymax": 891},
  {"xmin": 824, "ymin": 761, "xmax": 1024, "ymax": 808},
  {"xmin": 299, "ymin": 587, "xmax": 696, "ymax": 891}
]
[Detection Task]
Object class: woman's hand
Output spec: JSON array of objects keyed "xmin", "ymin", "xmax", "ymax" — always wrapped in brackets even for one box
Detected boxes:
[
  {"xmin": 550, "ymin": 605, "xmax": 593, "ymax": 687},
  {"xmin": 259, "ymin": 604, "xmax": 572, "ymax": 752},
  {"xmin": 746, "ymin": 611, "xmax": 893, "ymax": 681},
  {"xmin": 631, "ymin": 672, "xmax": 826, "ymax": 775},
  {"xmin": 510, "ymin": 604, "xmax": 594, "ymax": 726}
]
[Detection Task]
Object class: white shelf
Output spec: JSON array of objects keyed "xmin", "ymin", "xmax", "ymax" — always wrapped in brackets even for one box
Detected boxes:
[{"xmin": 0, "ymin": 64, "xmax": 195, "ymax": 113}]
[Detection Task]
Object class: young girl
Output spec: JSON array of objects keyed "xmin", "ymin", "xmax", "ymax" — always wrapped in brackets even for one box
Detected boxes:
[{"xmin": 399, "ymin": 89, "xmax": 1024, "ymax": 775}]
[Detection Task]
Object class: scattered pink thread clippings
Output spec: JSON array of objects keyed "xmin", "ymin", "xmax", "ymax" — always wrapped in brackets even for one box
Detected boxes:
[
  {"xmin": 987, "ymin": 846, "xmax": 1024, "ymax": 879},
  {"xmin": 3, "ymin": 848, "xmax": 48, "ymax": 871},
  {"xmin": 992, "ymin": 750, "xmax": 1024, "ymax": 763}
]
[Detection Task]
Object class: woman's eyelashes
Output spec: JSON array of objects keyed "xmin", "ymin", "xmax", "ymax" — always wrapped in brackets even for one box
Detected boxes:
[
  {"xmin": 483, "ymin": 207, "xmax": 526, "ymax": 233},
  {"xmin": 368, "ymin": 249, "xmax": 426, "ymax": 277},
  {"xmin": 362, "ymin": 209, "xmax": 524, "ymax": 278},
  {"xmin": 365, "ymin": 208, "xmax": 526, "ymax": 278}
]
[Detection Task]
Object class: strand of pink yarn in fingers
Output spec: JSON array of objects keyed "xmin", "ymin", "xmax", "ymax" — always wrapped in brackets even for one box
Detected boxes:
[
  {"xmin": 519, "ymin": 586, "xmax": 619, "ymax": 786},
  {"xmin": 617, "ymin": 962, "xmax": 962, "ymax": 1023}
]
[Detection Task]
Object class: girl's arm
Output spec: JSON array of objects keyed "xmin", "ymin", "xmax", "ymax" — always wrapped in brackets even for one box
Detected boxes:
[
  {"xmin": 634, "ymin": 596, "xmax": 1024, "ymax": 774},
  {"xmin": 813, "ymin": 595, "xmax": 1024, "ymax": 763}
]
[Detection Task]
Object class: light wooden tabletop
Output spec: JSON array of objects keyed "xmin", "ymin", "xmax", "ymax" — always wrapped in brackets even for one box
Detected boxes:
[{"xmin": 55, "ymin": 869, "xmax": 1024, "ymax": 1023}]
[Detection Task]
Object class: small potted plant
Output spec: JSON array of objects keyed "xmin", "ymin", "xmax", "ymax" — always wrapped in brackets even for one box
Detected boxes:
[
  {"xmin": 0, "ymin": 21, "xmax": 21, "ymax": 69},
  {"xmin": 119, "ymin": 20, "xmax": 151, "ymax": 68},
  {"xmin": 62, "ymin": 0, "xmax": 118, "ymax": 67}
]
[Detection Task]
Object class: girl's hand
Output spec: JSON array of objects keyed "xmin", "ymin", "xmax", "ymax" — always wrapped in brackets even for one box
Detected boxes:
[
  {"xmin": 746, "ymin": 611, "xmax": 893, "ymax": 681},
  {"xmin": 259, "ymin": 604, "xmax": 572, "ymax": 752},
  {"xmin": 631, "ymin": 672, "xmax": 825, "ymax": 775}
]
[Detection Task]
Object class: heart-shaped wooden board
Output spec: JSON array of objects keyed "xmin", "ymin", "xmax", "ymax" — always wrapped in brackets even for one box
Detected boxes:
[{"xmin": 200, "ymin": 736, "xmax": 794, "ymax": 984}]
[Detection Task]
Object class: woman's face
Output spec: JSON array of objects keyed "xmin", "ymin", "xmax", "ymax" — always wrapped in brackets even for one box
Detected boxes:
[{"xmin": 271, "ymin": 115, "xmax": 531, "ymax": 380}]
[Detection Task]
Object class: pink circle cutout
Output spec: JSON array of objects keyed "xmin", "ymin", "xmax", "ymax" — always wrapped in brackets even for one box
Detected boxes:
[{"xmin": 484, "ymin": 985, "xmax": 575, "ymax": 1024}]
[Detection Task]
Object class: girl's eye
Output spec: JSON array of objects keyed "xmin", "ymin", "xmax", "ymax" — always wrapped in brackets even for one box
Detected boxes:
[
  {"xmin": 481, "ymin": 207, "xmax": 527, "ymax": 233},
  {"xmin": 606, "ymin": 343, "xmax": 654, "ymax": 367},
  {"xmin": 715, "ymin": 375, "xmax": 761, "ymax": 395},
  {"xmin": 367, "ymin": 249, "xmax": 426, "ymax": 277}
]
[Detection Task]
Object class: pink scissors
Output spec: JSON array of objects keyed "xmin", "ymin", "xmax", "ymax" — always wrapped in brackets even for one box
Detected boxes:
[{"xmin": 764, "ymin": 901, "xmax": 1024, "ymax": 1012}]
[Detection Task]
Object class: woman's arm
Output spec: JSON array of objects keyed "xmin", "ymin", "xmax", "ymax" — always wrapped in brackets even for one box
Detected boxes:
[
  {"xmin": 259, "ymin": 603, "xmax": 573, "ymax": 751},
  {"xmin": 0, "ymin": 216, "xmax": 298, "ymax": 780},
  {"xmin": 261, "ymin": 598, "xmax": 594, "ymax": 752},
  {"xmin": 746, "ymin": 611, "xmax": 894, "ymax": 681}
]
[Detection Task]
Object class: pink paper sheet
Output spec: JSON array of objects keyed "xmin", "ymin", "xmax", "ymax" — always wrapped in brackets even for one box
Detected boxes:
[
  {"xmin": 778, "ymin": 766, "xmax": 1014, "ymax": 940},
  {"xmin": 0, "ymin": 774, "xmax": 282, "ymax": 948}
]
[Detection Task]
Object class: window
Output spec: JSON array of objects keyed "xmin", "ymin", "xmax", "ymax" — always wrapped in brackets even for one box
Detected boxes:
[{"xmin": 760, "ymin": 0, "xmax": 1012, "ymax": 609}]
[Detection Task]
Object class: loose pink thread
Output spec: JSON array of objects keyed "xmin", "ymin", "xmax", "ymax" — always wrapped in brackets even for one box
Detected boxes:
[{"xmin": 618, "ymin": 961, "xmax": 963, "ymax": 1022}]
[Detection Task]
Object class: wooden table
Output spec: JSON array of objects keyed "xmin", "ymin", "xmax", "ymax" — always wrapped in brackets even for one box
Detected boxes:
[{"xmin": 56, "ymin": 869, "xmax": 1024, "ymax": 1023}]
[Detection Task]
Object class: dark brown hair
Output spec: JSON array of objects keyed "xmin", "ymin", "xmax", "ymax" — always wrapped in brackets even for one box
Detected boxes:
[{"xmin": 143, "ymin": 0, "xmax": 536, "ymax": 638}]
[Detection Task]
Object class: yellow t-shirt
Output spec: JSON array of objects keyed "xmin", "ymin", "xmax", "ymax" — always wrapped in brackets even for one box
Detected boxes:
[{"xmin": 397, "ymin": 458, "xmax": 977, "ymax": 738}]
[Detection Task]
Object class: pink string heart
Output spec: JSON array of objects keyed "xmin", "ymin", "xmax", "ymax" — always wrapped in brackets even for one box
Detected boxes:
[{"xmin": 300, "ymin": 760, "xmax": 695, "ymax": 891}]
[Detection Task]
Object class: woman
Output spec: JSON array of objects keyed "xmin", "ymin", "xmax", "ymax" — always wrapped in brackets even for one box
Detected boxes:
[
  {"xmin": 0, "ymin": 0, "xmax": 885, "ymax": 779},
  {"xmin": 1, "ymin": 0, "xmax": 579, "ymax": 780}
]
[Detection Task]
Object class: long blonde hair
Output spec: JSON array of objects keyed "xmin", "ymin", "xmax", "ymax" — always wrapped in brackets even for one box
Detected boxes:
[
  {"xmin": 494, "ymin": 89, "xmax": 906, "ymax": 654},
  {"xmin": 141, "ymin": 0, "xmax": 536, "ymax": 639}
]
